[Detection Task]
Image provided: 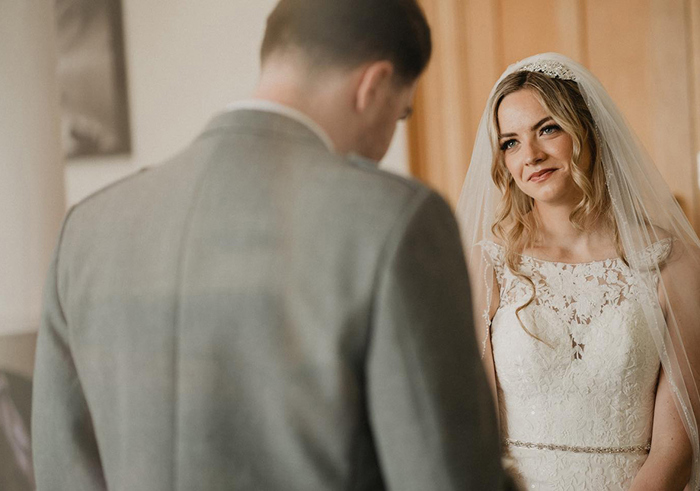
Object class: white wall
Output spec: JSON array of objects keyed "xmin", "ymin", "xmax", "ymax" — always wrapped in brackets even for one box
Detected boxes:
[{"xmin": 65, "ymin": 0, "xmax": 410, "ymax": 206}]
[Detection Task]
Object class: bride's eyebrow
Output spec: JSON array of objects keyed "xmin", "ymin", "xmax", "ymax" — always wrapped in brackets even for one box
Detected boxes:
[{"xmin": 499, "ymin": 117, "xmax": 554, "ymax": 139}]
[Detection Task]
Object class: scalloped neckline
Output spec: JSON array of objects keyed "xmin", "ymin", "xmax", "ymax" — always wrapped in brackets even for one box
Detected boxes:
[{"xmin": 487, "ymin": 238, "xmax": 672, "ymax": 267}]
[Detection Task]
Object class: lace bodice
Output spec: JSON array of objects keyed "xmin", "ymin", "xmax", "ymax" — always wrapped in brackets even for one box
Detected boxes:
[{"xmin": 485, "ymin": 239, "xmax": 672, "ymax": 490}]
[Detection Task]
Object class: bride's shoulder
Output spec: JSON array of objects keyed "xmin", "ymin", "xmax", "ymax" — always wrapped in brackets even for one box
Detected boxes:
[
  {"xmin": 646, "ymin": 224, "xmax": 700, "ymax": 274},
  {"xmin": 627, "ymin": 224, "xmax": 675, "ymax": 268},
  {"xmin": 476, "ymin": 238, "xmax": 505, "ymax": 262}
]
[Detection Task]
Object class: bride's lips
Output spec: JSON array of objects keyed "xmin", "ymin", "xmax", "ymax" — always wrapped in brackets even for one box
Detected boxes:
[{"xmin": 528, "ymin": 168, "xmax": 557, "ymax": 182}]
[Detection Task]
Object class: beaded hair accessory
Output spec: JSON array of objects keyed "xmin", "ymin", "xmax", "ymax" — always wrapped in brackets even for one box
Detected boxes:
[{"xmin": 519, "ymin": 60, "xmax": 577, "ymax": 81}]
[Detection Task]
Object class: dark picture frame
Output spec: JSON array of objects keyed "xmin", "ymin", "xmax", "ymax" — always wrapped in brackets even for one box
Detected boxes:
[{"xmin": 55, "ymin": 0, "xmax": 131, "ymax": 159}]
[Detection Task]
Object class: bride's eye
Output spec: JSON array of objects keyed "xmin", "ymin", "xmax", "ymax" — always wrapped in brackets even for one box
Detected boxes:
[
  {"xmin": 500, "ymin": 139, "xmax": 517, "ymax": 151},
  {"xmin": 541, "ymin": 124, "xmax": 561, "ymax": 135}
]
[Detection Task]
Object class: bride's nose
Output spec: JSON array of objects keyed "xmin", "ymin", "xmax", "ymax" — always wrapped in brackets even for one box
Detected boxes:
[{"xmin": 522, "ymin": 139, "xmax": 546, "ymax": 166}]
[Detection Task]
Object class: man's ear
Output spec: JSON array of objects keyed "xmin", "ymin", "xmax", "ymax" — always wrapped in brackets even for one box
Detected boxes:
[{"xmin": 355, "ymin": 61, "xmax": 395, "ymax": 114}]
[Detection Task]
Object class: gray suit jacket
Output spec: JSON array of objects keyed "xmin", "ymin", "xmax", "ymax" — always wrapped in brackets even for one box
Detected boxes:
[{"xmin": 32, "ymin": 110, "xmax": 507, "ymax": 490}]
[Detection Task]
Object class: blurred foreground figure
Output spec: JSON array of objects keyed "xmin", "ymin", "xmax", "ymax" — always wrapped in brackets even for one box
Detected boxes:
[{"xmin": 32, "ymin": 0, "xmax": 509, "ymax": 489}]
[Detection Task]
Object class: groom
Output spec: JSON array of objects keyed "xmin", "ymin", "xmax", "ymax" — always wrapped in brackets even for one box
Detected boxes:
[{"xmin": 32, "ymin": 0, "xmax": 508, "ymax": 489}]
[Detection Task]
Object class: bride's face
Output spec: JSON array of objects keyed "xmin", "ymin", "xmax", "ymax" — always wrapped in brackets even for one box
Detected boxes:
[{"xmin": 497, "ymin": 88, "xmax": 586, "ymax": 207}]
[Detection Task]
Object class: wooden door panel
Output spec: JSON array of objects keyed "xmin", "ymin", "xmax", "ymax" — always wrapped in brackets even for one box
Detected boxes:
[{"xmin": 500, "ymin": 0, "xmax": 585, "ymax": 65}]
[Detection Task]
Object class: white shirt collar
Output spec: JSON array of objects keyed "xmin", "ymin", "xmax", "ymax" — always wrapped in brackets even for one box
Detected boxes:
[{"xmin": 225, "ymin": 99, "xmax": 335, "ymax": 152}]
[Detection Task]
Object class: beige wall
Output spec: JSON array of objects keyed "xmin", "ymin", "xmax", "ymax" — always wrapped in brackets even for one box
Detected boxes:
[
  {"xmin": 0, "ymin": 1, "xmax": 64, "ymax": 338},
  {"xmin": 693, "ymin": 0, "xmax": 700, "ymax": 227},
  {"xmin": 64, "ymin": 0, "xmax": 410, "ymax": 206},
  {"xmin": 0, "ymin": 1, "xmax": 65, "ymax": 376}
]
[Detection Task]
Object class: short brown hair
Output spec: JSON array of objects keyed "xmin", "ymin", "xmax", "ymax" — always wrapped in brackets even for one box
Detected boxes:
[{"xmin": 261, "ymin": 0, "xmax": 432, "ymax": 84}]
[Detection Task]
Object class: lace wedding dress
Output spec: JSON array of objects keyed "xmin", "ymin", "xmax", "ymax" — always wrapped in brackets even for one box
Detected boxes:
[{"xmin": 485, "ymin": 239, "xmax": 672, "ymax": 490}]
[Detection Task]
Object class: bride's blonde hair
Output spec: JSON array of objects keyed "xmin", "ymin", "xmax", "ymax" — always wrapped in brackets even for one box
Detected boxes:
[{"xmin": 488, "ymin": 70, "xmax": 622, "ymax": 345}]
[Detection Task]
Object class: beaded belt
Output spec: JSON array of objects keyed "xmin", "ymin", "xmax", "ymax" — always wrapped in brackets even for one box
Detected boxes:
[{"xmin": 505, "ymin": 438, "xmax": 651, "ymax": 455}]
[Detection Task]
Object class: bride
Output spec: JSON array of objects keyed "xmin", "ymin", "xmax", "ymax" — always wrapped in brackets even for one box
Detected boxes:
[{"xmin": 457, "ymin": 53, "xmax": 700, "ymax": 489}]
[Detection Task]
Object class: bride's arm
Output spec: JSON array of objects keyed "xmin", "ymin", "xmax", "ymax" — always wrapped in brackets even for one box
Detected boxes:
[
  {"xmin": 467, "ymin": 243, "xmax": 502, "ymax": 420},
  {"xmin": 628, "ymin": 368, "xmax": 692, "ymax": 490},
  {"xmin": 630, "ymin": 253, "xmax": 696, "ymax": 491},
  {"xmin": 478, "ymin": 268, "xmax": 501, "ymax": 421}
]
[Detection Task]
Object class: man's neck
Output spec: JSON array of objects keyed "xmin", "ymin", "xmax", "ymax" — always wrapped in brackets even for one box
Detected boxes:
[
  {"xmin": 226, "ymin": 99, "xmax": 336, "ymax": 152},
  {"xmin": 253, "ymin": 62, "xmax": 360, "ymax": 155}
]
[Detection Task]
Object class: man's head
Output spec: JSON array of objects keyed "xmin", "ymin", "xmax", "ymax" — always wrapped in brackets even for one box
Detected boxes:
[{"xmin": 255, "ymin": 0, "xmax": 432, "ymax": 160}]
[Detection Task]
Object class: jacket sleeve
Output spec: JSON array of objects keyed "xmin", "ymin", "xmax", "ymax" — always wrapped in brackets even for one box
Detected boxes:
[
  {"xmin": 367, "ymin": 188, "xmax": 508, "ymax": 490},
  {"xmin": 32, "ymin": 230, "xmax": 107, "ymax": 490}
]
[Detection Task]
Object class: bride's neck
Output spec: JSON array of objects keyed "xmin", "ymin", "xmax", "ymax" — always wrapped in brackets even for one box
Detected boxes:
[{"xmin": 530, "ymin": 202, "xmax": 608, "ymax": 250}]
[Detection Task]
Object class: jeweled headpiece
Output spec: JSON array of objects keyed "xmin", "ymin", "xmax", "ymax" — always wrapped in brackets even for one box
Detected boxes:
[{"xmin": 519, "ymin": 60, "xmax": 577, "ymax": 81}]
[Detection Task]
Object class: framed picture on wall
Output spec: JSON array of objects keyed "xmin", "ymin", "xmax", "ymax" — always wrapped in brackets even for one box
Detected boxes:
[{"xmin": 55, "ymin": 0, "xmax": 131, "ymax": 159}]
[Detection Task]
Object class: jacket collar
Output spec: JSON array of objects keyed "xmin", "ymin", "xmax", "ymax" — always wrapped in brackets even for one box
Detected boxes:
[{"xmin": 201, "ymin": 101, "xmax": 335, "ymax": 153}]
